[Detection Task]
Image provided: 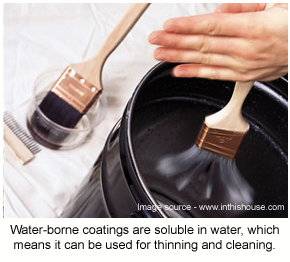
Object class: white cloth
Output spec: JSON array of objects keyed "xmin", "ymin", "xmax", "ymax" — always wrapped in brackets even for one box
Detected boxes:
[{"xmin": 3, "ymin": 3, "xmax": 218, "ymax": 218}]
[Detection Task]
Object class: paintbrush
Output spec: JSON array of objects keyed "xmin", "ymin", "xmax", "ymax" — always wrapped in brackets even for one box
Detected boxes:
[
  {"xmin": 29, "ymin": 3, "xmax": 150, "ymax": 147},
  {"xmin": 196, "ymin": 81, "xmax": 254, "ymax": 159},
  {"xmin": 157, "ymin": 81, "xmax": 255, "ymax": 217}
]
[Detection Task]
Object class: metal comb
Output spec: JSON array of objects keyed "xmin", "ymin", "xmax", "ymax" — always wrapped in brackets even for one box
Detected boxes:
[{"xmin": 4, "ymin": 112, "xmax": 41, "ymax": 164}]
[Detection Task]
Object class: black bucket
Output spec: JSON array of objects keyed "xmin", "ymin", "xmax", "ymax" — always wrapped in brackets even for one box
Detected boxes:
[{"xmin": 61, "ymin": 62, "xmax": 288, "ymax": 218}]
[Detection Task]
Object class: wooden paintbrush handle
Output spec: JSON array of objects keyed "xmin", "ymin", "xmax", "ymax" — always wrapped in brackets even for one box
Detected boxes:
[
  {"xmin": 205, "ymin": 81, "xmax": 254, "ymax": 132},
  {"xmin": 95, "ymin": 3, "xmax": 150, "ymax": 63},
  {"xmin": 226, "ymin": 81, "xmax": 255, "ymax": 113},
  {"xmin": 71, "ymin": 3, "xmax": 150, "ymax": 90}
]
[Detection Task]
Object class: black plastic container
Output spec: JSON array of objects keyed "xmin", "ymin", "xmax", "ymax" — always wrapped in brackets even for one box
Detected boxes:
[{"xmin": 61, "ymin": 62, "xmax": 288, "ymax": 218}]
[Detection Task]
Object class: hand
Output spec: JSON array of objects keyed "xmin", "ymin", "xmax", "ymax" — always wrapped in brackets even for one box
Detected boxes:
[{"xmin": 148, "ymin": 3, "xmax": 288, "ymax": 82}]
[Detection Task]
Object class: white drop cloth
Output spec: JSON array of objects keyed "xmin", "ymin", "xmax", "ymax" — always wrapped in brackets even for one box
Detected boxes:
[{"xmin": 3, "ymin": 3, "xmax": 218, "ymax": 218}]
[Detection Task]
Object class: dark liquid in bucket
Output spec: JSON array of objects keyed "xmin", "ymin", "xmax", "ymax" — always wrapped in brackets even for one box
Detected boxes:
[{"xmin": 131, "ymin": 97, "xmax": 287, "ymax": 218}]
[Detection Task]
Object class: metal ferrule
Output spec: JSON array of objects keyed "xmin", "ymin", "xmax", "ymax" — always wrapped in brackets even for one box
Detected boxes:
[
  {"xmin": 195, "ymin": 122, "xmax": 247, "ymax": 159},
  {"xmin": 51, "ymin": 66, "xmax": 102, "ymax": 114}
]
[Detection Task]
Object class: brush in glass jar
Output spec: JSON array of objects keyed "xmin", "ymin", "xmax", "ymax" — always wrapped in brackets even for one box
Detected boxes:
[
  {"xmin": 157, "ymin": 81, "xmax": 255, "ymax": 217},
  {"xmin": 28, "ymin": 3, "xmax": 150, "ymax": 149}
]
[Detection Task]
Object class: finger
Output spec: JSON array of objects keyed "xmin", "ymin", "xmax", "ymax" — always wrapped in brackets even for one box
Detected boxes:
[
  {"xmin": 148, "ymin": 31, "xmax": 250, "ymax": 56},
  {"xmin": 215, "ymin": 3, "xmax": 266, "ymax": 13},
  {"xmin": 172, "ymin": 64, "xmax": 287, "ymax": 82},
  {"xmin": 172, "ymin": 64, "xmax": 247, "ymax": 81},
  {"xmin": 172, "ymin": 64, "xmax": 259, "ymax": 82},
  {"xmin": 153, "ymin": 46, "xmax": 274, "ymax": 73},
  {"xmin": 163, "ymin": 12, "xmax": 259, "ymax": 37},
  {"xmin": 154, "ymin": 47, "xmax": 241, "ymax": 69}
]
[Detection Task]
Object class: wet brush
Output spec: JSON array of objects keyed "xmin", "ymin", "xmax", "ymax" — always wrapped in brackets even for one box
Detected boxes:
[{"xmin": 157, "ymin": 81, "xmax": 255, "ymax": 217}]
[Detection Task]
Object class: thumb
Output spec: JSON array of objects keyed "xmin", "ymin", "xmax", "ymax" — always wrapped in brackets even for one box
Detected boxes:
[{"xmin": 215, "ymin": 3, "xmax": 266, "ymax": 13}]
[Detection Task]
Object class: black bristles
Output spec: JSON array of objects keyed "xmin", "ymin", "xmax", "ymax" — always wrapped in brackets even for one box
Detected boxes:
[
  {"xmin": 28, "ymin": 92, "xmax": 83, "ymax": 149},
  {"xmin": 4, "ymin": 112, "xmax": 41, "ymax": 155},
  {"xmin": 39, "ymin": 92, "xmax": 83, "ymax": 128}
]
